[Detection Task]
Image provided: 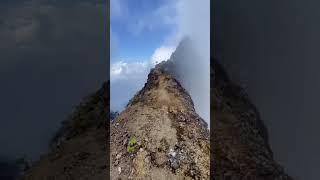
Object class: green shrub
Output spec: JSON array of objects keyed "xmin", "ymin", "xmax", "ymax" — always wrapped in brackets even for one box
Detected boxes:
[{"xmin": 127, "ymin": 136, "xmax": 137, "ymax": 153}]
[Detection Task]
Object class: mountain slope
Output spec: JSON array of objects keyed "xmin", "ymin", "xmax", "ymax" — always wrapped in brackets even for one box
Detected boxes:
[
  {"xmin": 23, "ymin": 83, "xmax": 109, "ymax": 180},
  {"xmin": 212, "ymin": 60, "xmax": 293, "ymax": 179},
  {"xmin": 110, "ymin": 64, "xmax": 210, "ymax": 179},
  {"xmin": 22, "ymin": 38, "xmax": 293, "ymax": 180}
]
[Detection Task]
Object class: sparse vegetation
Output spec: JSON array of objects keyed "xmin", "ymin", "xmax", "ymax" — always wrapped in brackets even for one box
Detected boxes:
[{"xmin": 127, "ymin": 136, "xmax": 137, "ymax": 153}]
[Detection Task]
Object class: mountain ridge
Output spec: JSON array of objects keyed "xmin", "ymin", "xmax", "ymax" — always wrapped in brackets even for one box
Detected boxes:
[
  {"xmin": 22, "ymin": 38, "xmax": 293, "ymax": 180},
  {"xmin": 110, "ymin": 61, "xmax": 210, "ymax": 179}
]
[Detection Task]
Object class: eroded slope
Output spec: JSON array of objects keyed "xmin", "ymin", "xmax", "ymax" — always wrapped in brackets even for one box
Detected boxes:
[{"xmin": 110, "ymin": 66, "xmax": 210, "ymax": 179}]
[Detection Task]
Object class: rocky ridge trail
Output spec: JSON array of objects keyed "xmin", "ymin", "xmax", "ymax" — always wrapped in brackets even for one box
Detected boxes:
[{"xmin": 110, "ymin": 64, "xmax": 210, "ymax": 179}]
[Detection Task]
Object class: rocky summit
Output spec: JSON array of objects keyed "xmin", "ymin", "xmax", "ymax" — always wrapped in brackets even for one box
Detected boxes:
[{"xmin": 110, "ymin": 62, "xmax": 210, "ymax": 179}]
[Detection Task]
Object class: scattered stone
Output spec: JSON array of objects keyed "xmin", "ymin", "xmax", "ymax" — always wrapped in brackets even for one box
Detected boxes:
[
  {"xmin": 144, "ymin": 155, "xmax": 151, "ymax": 164},
  {"xmin": 116, "ymin": 153, "xmax": 122, "ymax": 160},
  {"xmin": 169, "ymin": 149, "xmax": 176, "ymax": 157},
  {"xmin": 188, "ymin": 132, "xmax": 194, "ymax": 139},
  {"xmin": 114, "ymin": 160, "xmax": 119, "ymax": 166},
  {"xmin": 118, "ymin": 167, "xmax": 122, "ymax": 174},
  {"xmin": 170, "ymin": 159, "xmax": 179, "ymax": 170},
  {"xmin": 123, "ymin": 139, "xmax": 128, "ymax": 146},
  {"xmin": 155, "ymin": 152, "xmax": 167, "ymax": 166},
  {"xmin": 168, "ymin": 149, "xmax": 180, "ymax": 170}
]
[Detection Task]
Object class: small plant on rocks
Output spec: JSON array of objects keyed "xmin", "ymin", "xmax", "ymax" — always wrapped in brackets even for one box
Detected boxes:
[{"xmin": 127, "ymin": 136, "xmax": 137, "ymax": 153}]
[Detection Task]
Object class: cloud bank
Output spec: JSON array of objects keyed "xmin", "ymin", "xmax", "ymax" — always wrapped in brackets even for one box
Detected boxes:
[{"xmin": 173, "ymin": 0, "xmax": 210, "ymax": 125}]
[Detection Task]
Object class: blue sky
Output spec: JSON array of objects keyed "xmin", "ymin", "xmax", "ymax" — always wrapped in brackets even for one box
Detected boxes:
[
  {"xmin": 111, "ymin": 0, "xmax": 178, "ymax": 62},
  {"xmin": 110, "ymin": 0, "xmax": 180, "ymax": 111}
]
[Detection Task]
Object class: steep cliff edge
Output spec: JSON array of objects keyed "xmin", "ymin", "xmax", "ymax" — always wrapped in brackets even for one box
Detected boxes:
[{"xmin": 212, "ymin": 60, "xmax": 293, "ymax": 179}]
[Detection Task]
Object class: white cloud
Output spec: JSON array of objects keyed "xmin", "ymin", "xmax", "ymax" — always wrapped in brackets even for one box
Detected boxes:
[
  {"xmin": 110, "ymin": 60, "xmax": 151, "ymax": 82},
  {"xmin": 173, "ymin": 0, "xmax": 210, "ymax": 125},
  {"xmin": 110, "ymin": 60, "xmax": 151, "ymax": 111},
  {"xmin": 151, "ymin": 46, "xmax": 176, "ymax": 65}
]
